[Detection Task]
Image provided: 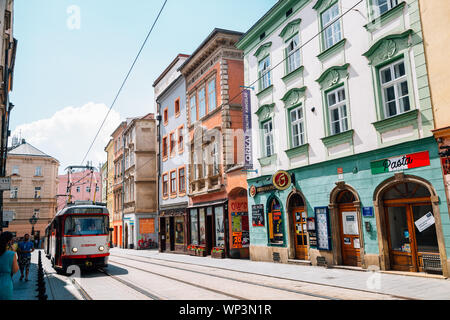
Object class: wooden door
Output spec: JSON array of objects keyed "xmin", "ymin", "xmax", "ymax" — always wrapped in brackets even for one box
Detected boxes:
[
  {"xmin": 385, "ymin": 204, "xmax": 417, "ymax": 272},
  {"xmin": 338, "ymin": 204, "xmax": 361, "ymax": 266},
  {"xmin": 159, "ymin": 218, "xmax": 166, "ymax": 252},
  {"xmin": 292, "ymin": 207, "xmax": 308, "ymax": 260}
]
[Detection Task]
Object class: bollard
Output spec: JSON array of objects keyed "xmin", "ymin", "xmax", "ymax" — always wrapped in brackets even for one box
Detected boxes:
[{"xmin": 36, "ymin": 251, "xmax": 48, "ymax": 300}]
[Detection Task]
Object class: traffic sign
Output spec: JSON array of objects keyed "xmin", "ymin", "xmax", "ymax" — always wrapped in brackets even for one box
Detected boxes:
[
  {"xmin": 0, "ymin": 177, "xmax": 11, "ymax": 190},
  {"xmin": 3, "ymin": 210, "xmax": 14, "ymax": 222}
]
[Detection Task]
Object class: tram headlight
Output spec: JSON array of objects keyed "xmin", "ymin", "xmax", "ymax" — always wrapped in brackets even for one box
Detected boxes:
[
  {"xmin": 72, "ymin": 247, "xmax": 78, "ymax": 253},
  {"xmin": 98, "ymin": 246, "xmax": 105, "ymax": 251}
]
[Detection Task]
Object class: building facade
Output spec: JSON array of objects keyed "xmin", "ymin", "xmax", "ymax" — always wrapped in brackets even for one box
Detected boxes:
[
  {"xmin": 418, "ymin": 0, "xmax": 450, "ymax": 215},
  {"xmin": 154, "ymin": 54, "xmax": 190, "ymax": 254},
  {"xmin": 56, "ymin": 169, "xmax": 102, "ymax": 212},
  {"xmin": 105, "ymin": 139, "xmax": 115, "ymax": 239},
  {"xmin": 3, "ymin": 140, "xmax": 59, "ymax": 240},
  {"xmin": 236, "ymin": 0, "xmax": 449, "ymax": 276},
  {"xmin": 179, "ymin": 29, "xmax": 249, "ymax": 258},
  {"xmin": 122, "ymin": 114, "xmax": 158, "ymax": 249}
]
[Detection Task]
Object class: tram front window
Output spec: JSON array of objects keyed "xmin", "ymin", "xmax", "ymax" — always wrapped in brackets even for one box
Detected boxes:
[{"xmin": 65, "ymin": 216, "xmax": 108, "ymax": 236}]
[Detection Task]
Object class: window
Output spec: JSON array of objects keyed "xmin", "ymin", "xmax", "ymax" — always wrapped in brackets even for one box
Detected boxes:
[
  {"xmin": 162, "ymin": 173, "xmax": 169, "ymax": 198},
  {"xmin": 290, "ymin": 106, "xmax": 305, "ymax": 147},
  {"xmin": 35, "ymin": 166, "xmax": 42, "ymax": 176},
  {"xmin": 175, "ymin": 98, "xmax": 180, "ymax": 117},
  {"xmin": 163, "ymin": 108, "xmax": 168, "ymax": 125},
  {"xmin": 34, "ymin": 187, "xmax": 41, "ymax": 199},
  {"xmin": 86, "ymin": 186, "xmax": 91, "ymax": 193},
  {"xmin": 34, "ymin": 209, "xmax": 40, "ymax": 218},
  {"xmin": 258, "ymin": 56, "xmax": 272, "ymax": 91},
  {"xmin": 321, "ymin": 2, "xmax": 342, "ymax": 50},
  {"xmin": 327, "ymin": 87, "xmax": 348, "ymax": 135},
  {"xmin": 379, "ymin": 59, "xmax": 410, "ymax": 118},
  {"xmin": 374, "ymin": 0, "xmax": 398, "ymax": 16},
  {"xmin": 268, "ymin": 198, "xmax": 284, "ymax": 245},
  {"xmin": 96, "ymin": 186, "xmax": 100, "ymax": 192},
  {"xmin": 208, "ymin": 79, "xmax": 216, "ymax": 111},
  {"xmin": 202, "ymin": 156, "xmax": 207, "ymax": 178},
  {"xmin": 190, "ymin": 95, "xmax": 197, "ymax": 124},
  {"xmin": 263, "ymin": 120, "xmax": 274, "ymax": 157},
  {"xmin": 198, "ymin": 87, "xmax": 206, "ymax": 119},
  {"xmin": 286, "ymin": 35, "xmax": 301, "ymax": 73},
  {"xmin": 10, "ymin": 186, "xmax": 18, "ymax": 199},
  {"xmin": 170, "ymin": 170, "xmax": 177, "ymax": 195},
  {"xmin": 190, "ymin": 209, "xmax": 198, "ymax": 245},
  {"xmin": 76, "ymin": 187, "xmax": 80, "ymax": 193},
  {"xmin": 169, "ymin": 132, "xmax": 176, "ymax": 157},
  {"xmin": 12, "ymin": 166, "xmax": 19, "ymax": 175},
  {"xmin": 212, "ymin": 142, "xmax": 219, "ymax": 175},
  {"xmin": 178, "ymin": 167, "xmax": 185, "ymax": 193},
  {"xmin": 178, "ymin": 125, "xmax": 184, "ymax": 153},
  {"xmin": 162, "ymin": 136, "xmax": 168, "ymax": 160}
]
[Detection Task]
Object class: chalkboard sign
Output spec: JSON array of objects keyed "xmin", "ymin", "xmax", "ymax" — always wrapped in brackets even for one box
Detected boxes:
[
  {"xmin": 314, "ymin": 207, "xmax": 332, "ymax": 251},
  {"xmin": 252, "ymin": 204, "xmax": 265, "ymax": 227}
]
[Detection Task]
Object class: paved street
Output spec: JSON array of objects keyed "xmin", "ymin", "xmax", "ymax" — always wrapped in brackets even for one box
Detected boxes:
[{"xmin": 14, "ymin": 249, "xmax": 450, "ymax": 300}]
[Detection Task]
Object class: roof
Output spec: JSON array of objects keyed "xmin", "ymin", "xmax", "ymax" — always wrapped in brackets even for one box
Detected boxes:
[
  {"xmin": 152, "ymin": 54, "xmax": 190, "ymax": 88},
  {"xmin": 178, "ymin": 28, "xmax": 243, "ymax": 73},
  {"xmin": 8, "ymin": 140, "xmax": 53, "ymax": 158}
]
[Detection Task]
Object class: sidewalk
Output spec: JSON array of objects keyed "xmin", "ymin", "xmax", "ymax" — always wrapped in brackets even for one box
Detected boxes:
[{"xmin": 111, "ymin": 248, "xmax": 450, "ymax": 300}]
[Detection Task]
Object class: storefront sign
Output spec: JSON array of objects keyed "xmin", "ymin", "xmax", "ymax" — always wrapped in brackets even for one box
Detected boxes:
[
  {"xmin": 371, "ymin": 151, "xmax": 430, "ymax": 174},
  {"xmin": 249, "ymin": 185, "xmax": 257, "ymax": 197},
  {"xmin": 272, "ymin": 170, "xmax": 291, "ymax": 191},
  {"xmin": 415, "ymin": 211, "xmax": 435, "ymax": 232},
  {"xmin": 232, "ymin": 232, "xmax": 243, "ymax": 248},
  {"xmin": 315, "ymin": 207, "xmax": 331, "ymax": 251},
  {"xmin": 252, "ymin": 204, "xmax": 264, "ymax": 227},
  {"xmin": 362, "ymin": 207, "xmax": 374, "ymax": 217},
  {"xmin": 242, "ymin": 89, "xmax": 253, "ymax": 169},
  {"xmin": 139, "ymin": 218, "xmax": 155, "ymax": 234}
]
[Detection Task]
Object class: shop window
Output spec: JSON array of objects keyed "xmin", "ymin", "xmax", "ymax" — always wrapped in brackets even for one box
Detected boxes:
[
  {"xmin": 215, "ymin": 206, "xmax": 225, "ymax": 247},
  {"xmin": 268, "ymin": 198, "xmax": 284, "ymax": 245},
  {"xmin": 190, "ymin": 209, "xmax": 198, "ymax": 245},
  {"xmin": 199, "ymin": 208, "xmax": 206, "ymax": 245},
  {"xmin": 175, "ymin": 216, "xmax": 184, "ymax": 245}
]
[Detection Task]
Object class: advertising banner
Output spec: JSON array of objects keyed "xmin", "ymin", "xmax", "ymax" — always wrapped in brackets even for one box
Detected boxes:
[{"xmin": 242, "ymin": 89, "xmax": 253, "ymax": 169}]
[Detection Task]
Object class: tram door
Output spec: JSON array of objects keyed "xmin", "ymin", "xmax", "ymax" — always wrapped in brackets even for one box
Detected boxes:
[{"xmin": 292, "ymin": 207, "xmax": 308, "ymax": 260}]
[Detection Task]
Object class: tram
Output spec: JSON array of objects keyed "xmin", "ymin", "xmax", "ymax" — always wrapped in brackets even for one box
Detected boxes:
[{"xmin": 44, "ymin": 201, "xmax": 112, "ymax": 274}]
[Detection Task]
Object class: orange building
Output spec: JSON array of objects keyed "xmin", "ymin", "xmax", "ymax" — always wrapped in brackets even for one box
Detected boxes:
[{"xmin": 179, "ymin": 29, "xmax": 249, "ymax": 258}]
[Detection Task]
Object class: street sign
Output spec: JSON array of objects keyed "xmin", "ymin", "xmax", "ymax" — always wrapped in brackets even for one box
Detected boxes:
[
  {"xmin": 0, "ymin": 177, "xmax": 11, "ymax": 190},
  {"xmin": 3, "ymin": 210, "xmax": 14, "ymax": 222}
]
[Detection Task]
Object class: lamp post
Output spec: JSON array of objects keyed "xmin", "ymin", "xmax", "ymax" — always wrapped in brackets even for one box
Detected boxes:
[{"xmin": 29, "ymin": 213, "xmax": 38, "ymax": 237}]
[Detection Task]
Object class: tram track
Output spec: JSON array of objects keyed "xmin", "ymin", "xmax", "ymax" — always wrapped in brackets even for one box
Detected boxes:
[
  {"xmin": 108, "ymin": 255, "xmax": 340, "ymax": 300},
  {"xmin": 110, "ymin": 252, "xmax": 414, "ymax": 300}
]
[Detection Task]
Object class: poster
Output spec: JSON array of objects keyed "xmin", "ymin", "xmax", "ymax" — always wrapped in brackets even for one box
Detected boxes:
[
  {"xmin": 342, "ymin": 212, "xmax": 359, "ymax": 235},
  {"xmin": 242, "ymin": 231, "xmax": 250, "ymax": 248},
  {"xmin": 215, "ymin": 207, "xmax": 224, "ymax": 247},
  {"xmin": 139, "ymin": 218, "xmax": 155, "ymax": 234},
  {"xmin": 353, "ymin": 238, "xmax": 360, "ymax": 249},
  {"xmin": 415, "ymin": 211, "xmax": 435, "ymax": 232},
  {"xmin": 232, "ymin": 232, "xmax": 243, "ymax": 248},
  {"xmin": 315, "ymin": 207, "xmax": 331, "ymax": 251},
  {"xmin": 252, "ymin": 204, "xmax": 264, "ymax": 227}
]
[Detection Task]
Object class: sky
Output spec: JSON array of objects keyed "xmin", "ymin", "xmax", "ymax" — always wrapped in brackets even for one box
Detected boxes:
[{"xmin": 10, "ymin": 0, "xmax": 277, "ymax": 173}]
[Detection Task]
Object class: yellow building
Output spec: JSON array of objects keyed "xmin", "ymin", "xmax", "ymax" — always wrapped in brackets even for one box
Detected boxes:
[
  {"xmin": 105, "ymin": 139, "xmax": 115, "ymax": 232},
  {"xmin": 419, "ymin": 0, "xmax": 450, "ymax": 207}
]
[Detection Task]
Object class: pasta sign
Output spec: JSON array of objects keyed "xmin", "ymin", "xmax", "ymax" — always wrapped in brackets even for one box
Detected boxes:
[{"xmin": 371, "ymin": 151, "xmax": 430, "ymax": 174}]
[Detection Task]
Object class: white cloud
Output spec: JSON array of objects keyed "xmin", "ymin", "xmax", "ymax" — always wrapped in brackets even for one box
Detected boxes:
[{"xmin": 11, "ymin": 102, "xmax": 121, "ymax": 173}]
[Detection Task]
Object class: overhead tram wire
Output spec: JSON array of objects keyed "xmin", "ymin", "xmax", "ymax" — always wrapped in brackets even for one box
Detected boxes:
[
  {"xmin": 84, "ymin": 0, "xmax": 364, "ymax": 182},
  {"xmin": 80, "ymin": 0, "xmax": 168, "ymax": 166}
]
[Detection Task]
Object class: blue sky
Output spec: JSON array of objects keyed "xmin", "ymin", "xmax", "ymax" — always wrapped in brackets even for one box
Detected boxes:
[{"xmin": 10, "ymin": 0, "xmax": 276, "ymax": 171}]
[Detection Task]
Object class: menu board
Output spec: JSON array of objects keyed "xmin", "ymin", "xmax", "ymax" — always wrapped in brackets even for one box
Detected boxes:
[
  {"xmin": 315, "ymin": 207, "xmax": 331, "ymax": 251},
  {"xmin": 251, "ymin": 204, "xmax": 265, "ymax": 227}
]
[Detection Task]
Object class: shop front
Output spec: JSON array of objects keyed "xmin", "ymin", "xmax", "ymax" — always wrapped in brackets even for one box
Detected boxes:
[
  {"xmin": 159, "ymin": 206, "xmax": 187, "ymax": 253},
  {"xmin": 187, "ymin": 200, "xmax": 227, "ymax": 257},
  {"xmin": 247, "ymin": 138, "xmax": 450, "ymax": 276},
  {"xmin": 228, "ymin": 188, "xmax": 250, "ymax": 259}
]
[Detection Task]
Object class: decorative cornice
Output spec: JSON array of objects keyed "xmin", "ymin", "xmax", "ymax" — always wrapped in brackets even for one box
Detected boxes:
[
  {"xmin": 315, "ymin": 63, "xmax": 350, "ymax": 89},
  {"xmin": 372, "ymin": 109, "xmax": 419, "ymax": 133},
  {"xmin": 255, "ymin": 103, "xmax": 275, "ymax": 121},
  {"xmin": 321, "ymin": 129, "xmax": 354, "ymax": 148},
  {"xmin": 254, "ymin": 42, "xmax": 272, "ymax": 60},
  {"xmin": 317, "ymin": 38, "xmax": 346, "ymax": 62},
  {"xmin": 285, "ymin": 143, "xmax": 309, "ymax": 159},
  {"xmin": 279, "ymin": 18, "xmax": 301, "ymax": 40},
  {"xmin": 313, "ymin": 0, "xmax": 337, "ymax": 12},
  {"xmin": 362, "ymin": 29, "xmax": 413, "ymax": 65},
  {"xmin": 281, "ymin": 86, "xmax": 307, "ymax": 107}
]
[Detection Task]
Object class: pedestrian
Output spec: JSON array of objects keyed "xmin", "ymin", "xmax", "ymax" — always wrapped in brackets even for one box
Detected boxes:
[
  {"xmin": 17, "ymin": 234, "xmax": 34, "ymax": 281},
  {"xmin": 0, "ymin": 232, "xmax": 19, "ymax": 300}
]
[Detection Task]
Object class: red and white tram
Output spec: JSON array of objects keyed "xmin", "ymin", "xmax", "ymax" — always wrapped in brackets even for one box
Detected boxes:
[{"xmin": 44, "ymin": 202, "xmax": 112, "ymax": 273}]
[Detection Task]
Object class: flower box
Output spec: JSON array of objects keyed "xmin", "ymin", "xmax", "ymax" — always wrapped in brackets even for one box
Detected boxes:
[{"xmin": 211, "ymin": 247, "xmax": 225, "ymax": 259}]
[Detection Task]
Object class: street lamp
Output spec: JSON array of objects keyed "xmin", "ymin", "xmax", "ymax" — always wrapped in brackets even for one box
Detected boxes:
[{"xmin": 29, "ymin": 213, "xmax": 38, "ymax": 237}]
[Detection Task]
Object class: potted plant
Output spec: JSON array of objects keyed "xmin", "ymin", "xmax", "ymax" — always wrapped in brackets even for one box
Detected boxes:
[
  {"xmin": 196, "ymin": 246, "xmax": 207, "ymax": 257},
  {"xmin": 187, "ymin": 244, "xmax": 197, "ymax": 256},
  {"xmin": 211, "ymin": 247, "xmax": 225, "ymax": 259}
]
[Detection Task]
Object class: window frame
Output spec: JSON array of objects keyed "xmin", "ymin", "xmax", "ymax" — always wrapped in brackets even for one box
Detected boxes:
[
  {"xmin": 169, "ymin": 131, "xmax": 176, "ymax": 158},
  {"xmin": 174, "ymin": 97, "xmax": 181, "ymax": 118},
  {"xmin": 207, "ymin": 78, "xmax": 217, "ymax": 112},
  {"xmin": 198, "ymin": 87, "xmax": 206, "ymax": 119},
  {"xmin": 285, "ymin": 33, "xmax": 301, "ymax": 75},
  {"xmin": 163, "ymin": 107, "xmax": 169, "ymax": 126},
  {"xmin": 162, "ymin": 172, "xmax": 169, "ymax": 199},
  {"xmin": 162, "ymin": 135, "xmax": 168, "ymax": 161},
  {"xmin": 177, "ymin": 125, "xmax": 184, "ymax": 154},
  {"xmin": 289, "ymin": 104, "xmax": 306, "ymax": 148},
  {"xmin": 320, "ymin": 1, "xmax": 343, "ymax": 51},
  {"xmin": 10, "ymin": 186, "xmax": 18, "ymax": 199},
  {"xmin": 189, "ymin": 94, "xmax": 197, "ymax": 125},
  {"xmin": 178, "ymin": 166, "xmax": 186, "ymax": 194},
  {"xmin": 35, "ymin": 166, "xmax": 42, "ymax": 176},
  {"xmin": 326, "ymin": 85, "xmax": 349, "ymax": 136},
  {"xmin": 258, "ymin": 55, "xmax": 272, "ymax": 92},
  {"xmin": 262, "ymin": 119, "xmax": 274, "ymax": 158},
  {"xmin": 34, "ymin": 186, "xmax": 42, "ymax": 199},
  {"xmin": 170, "ymin": 169, "xmax": 177, "ymax": 197}
]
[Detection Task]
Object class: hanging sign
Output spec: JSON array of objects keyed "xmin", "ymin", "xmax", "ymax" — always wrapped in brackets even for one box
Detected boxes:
[
  {"xmin": 272, "ymin": 170, "xmax": 292, "ymax": 191},
  {"xmin": 371, "ymin": 151, "xmax": 430, "ymax": 174},
  {"xmin": 415, "ymin": 212, "xmax": 435, "ymax": 233},
  {"xmin": 242, "ymin": 89, "xmax": 253, "ymax": 169},
  {"xmin": 249, "ymin": 185, "xmax": 257, "ymax": 197}
]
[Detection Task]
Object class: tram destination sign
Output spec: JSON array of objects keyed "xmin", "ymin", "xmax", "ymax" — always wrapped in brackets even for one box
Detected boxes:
[{"xmin": 371, "ymin": 151, "xmax": 430, "ymax": 174}]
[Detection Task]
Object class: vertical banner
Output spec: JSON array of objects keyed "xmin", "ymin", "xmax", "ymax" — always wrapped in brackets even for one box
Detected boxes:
[{"xmin": 242, "ymin": 89, "xmax": 253, "ymax": 169}]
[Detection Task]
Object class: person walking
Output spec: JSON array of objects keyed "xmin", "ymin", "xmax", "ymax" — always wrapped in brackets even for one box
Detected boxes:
[
  {"xmin": 0, "ymin": 232, "xmax": 19, "ymax": 300},
  {"xmin": 17, "ymin": 234, "xmax": 34, "ymax": 281}
]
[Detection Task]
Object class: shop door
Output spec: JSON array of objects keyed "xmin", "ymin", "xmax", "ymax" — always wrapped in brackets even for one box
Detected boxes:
[
  {"xmin": 165, "ymin": 218, "xmax": 171, "ymax": 251},
  {"xmin": 169, "ymin": 217, "xmax": 175, "ymax": 251},
  {"xmin": 292, "ymin": 207, "xmax": 308, "ymax": 260},
  {"xmin": 159, "ymin": 218, "xmax": 166, "ymax": 252},
  {"xmin": 385, "ymin": 203, "xmax": 439, "ymax": 272},
  {"xmin": 338, "ymin": 205, "xmax": 361, "ymax": 266}
]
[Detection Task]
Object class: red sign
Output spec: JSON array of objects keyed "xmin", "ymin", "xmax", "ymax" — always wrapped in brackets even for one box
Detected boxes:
[
  {"xmin": 249, "ymin": 185, "xmax": 257, "ymax": 197},
  {"xmin": 272, "ymin": 170, "xmax": 291, "ymax": 191}
]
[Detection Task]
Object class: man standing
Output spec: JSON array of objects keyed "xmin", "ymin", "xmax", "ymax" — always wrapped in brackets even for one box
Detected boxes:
[{"xmin": 17, "ymin": 234, "xmax": 34, "ymax": 281}]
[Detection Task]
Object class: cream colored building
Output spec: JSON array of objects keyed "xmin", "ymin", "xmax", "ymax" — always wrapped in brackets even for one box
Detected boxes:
[
  {"xmin": 3, "ymin": 139, "xmax": 59, "ymax": 239},
  {"xmin": 122, "ymin": 114, "xmax": 158, "ymax": 249},
  {"xmin": 104, "ymin": 139, "xmax": 114, "ymax": 230}
]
